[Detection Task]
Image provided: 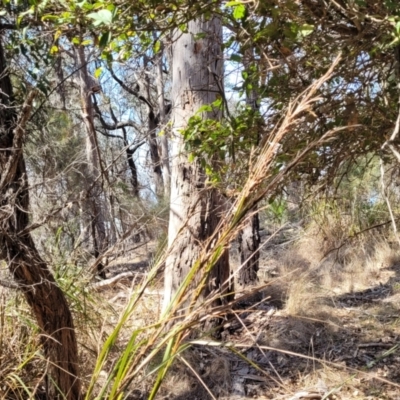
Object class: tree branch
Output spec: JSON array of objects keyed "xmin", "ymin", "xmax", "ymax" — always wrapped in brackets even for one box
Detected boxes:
[
  {"xmin": 92, "ymin": 96, "xmax": 141, "ymax": 131},
  {"xmin": 108, "ymin": 64, "xmax": 154, "ymax": 110},
  {"xmin": 0, "ymin": 90, "xmax": 37, "ymax": 191}
]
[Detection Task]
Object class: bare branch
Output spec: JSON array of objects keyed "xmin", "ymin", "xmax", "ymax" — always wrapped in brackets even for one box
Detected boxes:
[{"xmin": 0, "ymin": 90, "xmax": 37, "ymax": 191}]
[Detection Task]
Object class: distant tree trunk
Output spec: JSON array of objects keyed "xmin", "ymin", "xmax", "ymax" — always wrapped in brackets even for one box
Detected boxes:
[
  {"xmin": 108, "ymin": 61, "xmax": 165, "ymax": 197},
  {"xmin": 163, "ymin": 16, "xmax": 230, "ymax": 319},
  {"xmin": 154, "ymin": 40, "xmax": 171, "ymax": 196},
  {"xmin": 148, "ymin": 108, "xmax": 164, "ymax": 197},
  {"xmin": 109, "ymin": 104, "xmax": 140, "ymax": 197},
  {"xmin": 75, "ymin": 44, "xmax": 108, "ymax": 278},
  {"xmin": 142, "ymin": 57, "xmax": 165, "ymax": 198},
  {"xmin": 237, "ymin": 213, "xmax": 260, "ymax": 285},
  {"xmin": 286, "ymin": 180, "xmax": 302, "ymax": 217},
  {"xmin": 237, "ymin": 49, "xmax": 261, "ymax": 289},
  {"xmin": 0, "ymin": 40, "xmax": 81, "ymax": 400}
]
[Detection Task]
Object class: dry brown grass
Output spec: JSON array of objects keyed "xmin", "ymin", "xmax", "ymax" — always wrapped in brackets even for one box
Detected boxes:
[{"xmin": 267, "ymin": 220, "xmax": 400, "ymax": 315}]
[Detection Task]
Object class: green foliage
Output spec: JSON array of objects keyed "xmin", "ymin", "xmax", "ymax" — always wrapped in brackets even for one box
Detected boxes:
[
  {"xmin": 182, "ymin": 103, "xmax": 262, "ymax": 184},
  {"xmin": 303, "ymin": 155, "xmax": 391, "ymax": 240},
  {"xmin": 226, "ymin": 1, "xmax": 246, "ymax": 20},
  {"xmin": 265, "ymin": 197, "xmax": 288, "ymax": 225}
]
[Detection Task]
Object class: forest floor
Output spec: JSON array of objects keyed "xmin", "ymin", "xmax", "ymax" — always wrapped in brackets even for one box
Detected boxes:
[
  {"xmin": 3, "ymin": 224, "xmax": 400, "ymax": 399},
  {"xmin": 93, "ymin": 223, "xmax": 400, "ymax": 400}
]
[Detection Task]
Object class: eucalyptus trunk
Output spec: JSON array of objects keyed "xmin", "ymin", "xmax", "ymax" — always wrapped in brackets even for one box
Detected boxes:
[
  {"xmin": 75, "ymin": 44, "xmax": 108, "ymax": 278},
  {"xmin": 164, "ymin": 16, "xmax": 230, "ymax": 317},
  {"xmin": 0, "ymin": 39, "xmax": 81, "ymax": 400},
  {"xmin": 143, "ymin": 58, "xmax": 165, "ymax": 198},
  {"xmin": 155, "ymin": 41, "xmax": 171, "ymax": 196}
]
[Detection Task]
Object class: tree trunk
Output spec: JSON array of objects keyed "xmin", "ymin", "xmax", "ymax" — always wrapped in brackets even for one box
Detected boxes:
[
  {"xmin": 142, "ymin": 57, "xmax": 165, "ymax": 198},
  {"xmin": 237, "ymin": 48, "xmax": 261, "ymax": 289},
  {"xmin": 0, "ymin": 40, "xmax": 81, "ymax": 400},
  {"xmin": 237, "ymin": 213, "xmax": 260, "ymax": 286},
  {"xmin": 75, "ymin": 44, "xmax": 108, "ymax": 278},
  {"xmin": 163, "ymin": 16, "xmax": 230, "ymax": 318},
  {"xmin": 126, "ymin": 139, "xmax": 140, "ymax": 196},
  {"xmin": 148, "ymin": 109, "xmax": 165, "ymax": 197},
  {"xmin": 154, "ymin": 40, "xmax": 171, "ymax": 196}
]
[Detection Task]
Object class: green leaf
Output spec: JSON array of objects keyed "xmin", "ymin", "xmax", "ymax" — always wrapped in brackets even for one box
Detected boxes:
[
  {"xmin": 196, "ymin": 104, "xmax": 212, "ymax": 113},
  {"xmin": 99, "ymin": 31, "xmax": 111, "ymax": 47},
  {"xmin": 233, "ymin": 4, "xmax": 246, "ymax": 20},
  {"xmin": 230, "ymin": 53, "xmax": 242, "ymax": 62},
  {"xmin": 76, "ymin": 0, "xmax": 88, "ymax": 8},
  {"xmin": 61, "ymin": 11, "xmax": 72, "ymax": 19},
  {"xmin": 153, "ymin": 40, "xmax": 161, "ymax": 53},
  {"xmin": 87, "ymin": 9, "xmax": 113, "ymax": 26},
  {"xmin": 42, "ymin": 14, "xmax": 60, "ymax": 21},
  {"xmin": 194, "ymin": 32, "xmax": 207, "ymax": 40},
  {"xmin": 299, "ymin": 24, "xmax": 314, "ymax": 37},
  {"xmin": 94, "ymin": 67, "xmax": 103, "ymax": 79},
  {"xmin": 212, "ymin": 98, "xmax": 223, "ymax": 108},
  {"xmin": 178, "ymin": 23, "xmax": 188, "ymax": 33}
]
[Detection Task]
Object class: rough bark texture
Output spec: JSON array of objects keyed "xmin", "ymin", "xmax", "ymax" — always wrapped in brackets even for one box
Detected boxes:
[
  {"xmin": 164, "ymin": 16, "xmax": 230, "ymax": 316},
  {"xmin": 126, "ymin": 139, "xmax": 140, "ymax": 196},
  {"xmin": 0, "ymin": 40, "xmax": 81, "ymax": 400},
  {"xmin": 237, "ymin": 48, "xmax": 261, "ymax": 288},
  {"xmin": 237, "ymin": 213, "xmax": 260, "ymax": 285},
  {"xmin": 75, "ymin": 44, "xmax": 108, "ymax": 278},
  {"xmin": 155, "ymin": 42, "xmax": 171, "ymax": 196},
  {"xmin": 143, "ymin": 63, "xmax": 165, "ymax": 198},
  {"xmin": 148, "ymin": 109, "xmax": 164, "ymax": 197}
]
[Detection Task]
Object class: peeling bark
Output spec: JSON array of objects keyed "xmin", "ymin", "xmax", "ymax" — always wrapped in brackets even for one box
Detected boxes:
[{"xmin": 164, "ymin": 16, "xmax": 230, "ymax": 320}]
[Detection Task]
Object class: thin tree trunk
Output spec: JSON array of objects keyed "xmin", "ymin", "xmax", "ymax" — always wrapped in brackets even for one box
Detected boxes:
[
  {"xmin": 75, "ymin": 44, "xmax": 108, "ymax": 278},
  {"xmin": 164, "ymin": 16, "xmax": 230, "ymax": 318},
  {"xmin": 237, "ymin": 48, "xmax": 261, "ymax": 289},
  {"xmin": 109, "ymin": 104, "xmax": 140, "ymax": 196},
  {"xmin": 237, "ymin": 213, "xmax": 260, "ymax": 285},
  {"xmin": 0, "ymin": 40, "xmax": 81, "ymax": 400},
  {"xmin": 126, "ymin": 143, "xmax": 140, "ymax": 195},
  {"xmin": 148, "ymin": 110, "xmax": 164, "ymax": 197},
  {"xmin": 142, "ymin": 57, "xmax": 165, "ymax": 197},
  {"xmin": 107, "ymin": 61, "xmax": 164, "ymax": 197},
  {"xmin": 148, "ymin": 114, "xmax": 164, "ymax": 196},
  {"xmin": 155, "ymin": 40, "xmax": 171, "ymax": 196}
]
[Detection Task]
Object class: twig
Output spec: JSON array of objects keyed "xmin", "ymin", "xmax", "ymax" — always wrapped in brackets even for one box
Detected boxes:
[
  {"xmin": 90, "ymin": 272, "xmax": 139, "ymax": 290},
  {"xmin": 0, "ymin": 90, "xmax": 37, "ymax": 191},
  {"xmin": 358, "ymin": 343, "xmax": 396, "ymax": 348},
  {"xmin": 0, "ymin": 279, "xmax": 19, "ymax": 289},
  {"xmin": 178, "ymin": 355, "xmax": 217, "ymax": 400},
  {"xmin": 321, "ymin": 219, "xmax": 396, "ymax": 261}
]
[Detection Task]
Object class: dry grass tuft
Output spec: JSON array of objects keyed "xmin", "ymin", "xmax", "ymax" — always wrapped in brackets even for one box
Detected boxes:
[
  {"xmin": 263, "ymin": 218, "xmax": 400, "ymax": 319},
  {"xmin": 0, "ymin": 287, "xmax": 45, "ymax": 399}
]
